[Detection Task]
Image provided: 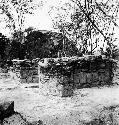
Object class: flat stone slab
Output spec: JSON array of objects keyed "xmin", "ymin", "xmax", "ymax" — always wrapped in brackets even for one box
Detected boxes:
[
  {"xmin": 2, "ymin": 112, "xmax": 43, "ymax": 125},
  {"xmin": 0, "ymin": 101, "xmax": 14, "ymax": 120},
  {"xmin": 3, "ymin": 113, "xmax": 28, "ymax": 125}
]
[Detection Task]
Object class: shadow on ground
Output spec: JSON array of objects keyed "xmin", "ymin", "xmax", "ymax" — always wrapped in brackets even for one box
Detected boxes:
[{"xmin": 85, "ymin": 105, "xmax": 119, "ymax": 125}]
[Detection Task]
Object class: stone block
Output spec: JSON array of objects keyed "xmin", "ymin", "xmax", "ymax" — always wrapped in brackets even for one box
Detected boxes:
[
  {"xmin": 0, "ymin": 101, "xmax": 14, "ymax": 120},
  {"xmin": 92, "ymin": 72, "xmax": 99, "ymax": 83},
  {"xmin": 98, "ymin": 71, "xmax": 109, "ymax": 85},
  {"xmin": 73, "ymin": 73, "xmax": 80, "ymax": 84},
  {"xmin": 21, "ymin": 79, "xmax": 27, "ymax": 83},
  {"xmin": 3, "ymin": 113, "xmax": 28, "ymax": 125},
  {"xmin": 32, "ymin": 77, "xmax": 39, "ymax": 83},
  {"xmin": 62, "ymin": 84, "xmax": 73, "ymax": 97},
  {"xmin": 79, "ymin": 72, "xmax": 87, "ymax": 84},
  {"xmin": 86, "ymin": 73, "xmax": 92, "ymax": 83},
  {"xmin": 103, "ymin": 71, "xmax": 110, "ymax": 82}
]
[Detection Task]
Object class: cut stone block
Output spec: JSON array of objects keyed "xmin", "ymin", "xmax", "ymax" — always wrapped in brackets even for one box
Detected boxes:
[
  {"xmin": 79, "ymin": 72, "xmax": 87, "ymax": 84},
  {"xmin": 73, "ymin": 73, "xmax": 80, "ymax": 84},
  {"xmin": 3, "ymin": 113, "xmax": 28, "ymax": 125},
  {"xmin": 92, "ymin": 72, "xmax": 99, "ymax": 83},
  {"xmin": 103, "ymin": 71, "xmax": 110, "ymax": 82},
  {"xmin": 0, "ymin": 101, "xmax": 14, "ymax": 120},
  {"xmin": 62, "ymin": 84, "xmax": 73, "ymax": 97},
  {"xmin": 86, "ymin": 73, "xmax": 92, "ymax": 83}
]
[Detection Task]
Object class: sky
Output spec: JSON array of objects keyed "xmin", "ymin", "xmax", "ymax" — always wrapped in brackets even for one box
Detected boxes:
[
  {"xmin": 0, "ymin": 0, "xmax": 72, "ymax": 36},
  {"xmin": 24, "ymin": 0, "xmax": 74, "ymax": 32}
]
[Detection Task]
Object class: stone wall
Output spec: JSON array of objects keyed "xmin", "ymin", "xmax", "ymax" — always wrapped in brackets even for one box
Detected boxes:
[
  {"xmin": 12, "ymin": 60, "xmax": 39, "ymax": 83},
  {"xmin": 38, "ymin": 56, "xmax": 115, "ymax": 97},
  {"xmin": 20, "ymin": 66, "xmax": 39, "ymax": 83}
]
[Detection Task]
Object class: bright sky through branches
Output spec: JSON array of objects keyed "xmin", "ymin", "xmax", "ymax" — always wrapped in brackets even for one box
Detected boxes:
[
  {"xmin": 0, "ymin": 0, "xmax": 119, "ymax": 49},
  {"xmin": 0, "ymin": 0, "xmax": 71, "ymax": 37}
]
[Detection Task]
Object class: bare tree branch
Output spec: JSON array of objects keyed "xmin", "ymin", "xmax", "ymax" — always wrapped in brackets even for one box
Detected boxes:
[
  {"xmin": 95, "ymin": 1, "xmax": 119, "ymax": 27},
  {"xmin": 70, "ymin": 0, "xmax": 112, "ymax": 43}
]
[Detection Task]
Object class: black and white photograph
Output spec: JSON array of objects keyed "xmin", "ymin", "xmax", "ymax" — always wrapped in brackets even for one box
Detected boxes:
[{"xmin": 0, "ymin": 0, "xmax": 119, "ymax": 124}]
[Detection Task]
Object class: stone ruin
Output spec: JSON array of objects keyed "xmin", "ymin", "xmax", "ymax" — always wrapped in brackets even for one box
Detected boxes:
[
  {"xmin": 4, "ymin": 55, "xmax": 116, "ymax": 97},
  {"xmin": 38, "ymin": 55, "xmax": 116, "ymax": 97},
  {"xmin": 12, "ymin": 59, "xmax": 39, "ymax": 83},
  {"xmin": 0, "ymin": 101, "xmax": 43, "ymax": 125}
]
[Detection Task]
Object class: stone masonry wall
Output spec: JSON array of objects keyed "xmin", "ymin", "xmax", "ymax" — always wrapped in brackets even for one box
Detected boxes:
[{"xmin": 38, "ymin": 56, "xmax": 114, "ymax": 97}]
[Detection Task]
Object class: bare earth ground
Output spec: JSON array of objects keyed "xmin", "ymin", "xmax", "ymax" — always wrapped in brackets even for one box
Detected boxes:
[{"xmin": 1, "ymin": 66, "xmax": 119, "ymax": 124}]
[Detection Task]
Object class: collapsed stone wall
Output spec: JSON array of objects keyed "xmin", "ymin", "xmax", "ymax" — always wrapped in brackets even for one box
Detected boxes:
[
  {"xmin": 38, "ymin": 55, "xmax": 115, "ymax": 97},
  {"xmin": 12, "ymin": 60, "xmax": 39, "ymax": 83},
  {"xmin": 0, "ymin": 61, "xmax": 39, "ymax": 83}
]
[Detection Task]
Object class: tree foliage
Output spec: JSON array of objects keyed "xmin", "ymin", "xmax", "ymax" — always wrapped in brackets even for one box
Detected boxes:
[
  {"xmin": 23, "ymin": 28, "xmax": 80, "ymax": 60},
  {"xmin": 49, "ymin": 0, "xmax": 119, "ymax": 54},
  {"xmin": 0, "ymin": 0, "xmax": 42, "ymax": 37},
  {"xmin": 0, "ymin": 33, "xmax": 10, "ymax": 61},
  {"xmin": 9, "ymin": 39, "xmax": 26, "ymax": 60}
]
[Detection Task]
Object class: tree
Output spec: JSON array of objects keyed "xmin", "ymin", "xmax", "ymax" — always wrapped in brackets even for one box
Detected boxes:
[
  {"xmin": 0, "ymin": 33, "xmax": 10, "ymax": 61},
  {"xmin": 24, "ymin": 29, "xmax": 48, "ymax": 59},
  {"xmin": 71, "ymin": 0, "xmax": 119, "ymax": 54},
  {"xmin": 9, "ymin": 39, "xmax": 26, "ymax": 60},
  {"xmin": 49, "ymin": 0, "xmax": 119, "ymax": 55},
  {"xmin": 48, "ymin": 2, "xmax": 75, "ymax": 56},
  {"xmin": 24, "ymin": 28, "xmax": 80, "ymax": 59},
  {"xmin": 0, "ymin": 0, "xmax": 42, "ymax": 38}
]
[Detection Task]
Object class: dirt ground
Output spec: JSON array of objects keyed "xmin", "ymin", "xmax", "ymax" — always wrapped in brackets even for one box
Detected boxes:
[{"xmin": 1, "ymin": 66, "xmax": 119, "ymax": 124}]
